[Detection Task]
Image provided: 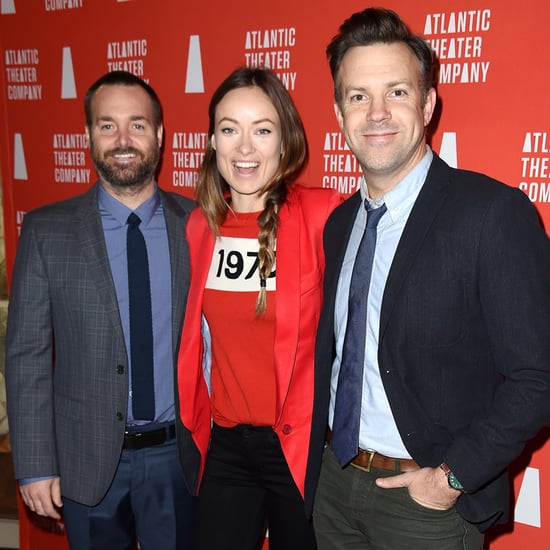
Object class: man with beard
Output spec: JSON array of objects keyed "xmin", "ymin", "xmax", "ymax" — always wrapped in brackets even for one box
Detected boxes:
[{"xmin": 6, "ymin": 71, "xmax": 196, "ymax": 549}]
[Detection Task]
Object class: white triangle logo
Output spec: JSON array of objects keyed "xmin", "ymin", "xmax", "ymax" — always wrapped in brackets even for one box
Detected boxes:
[
  {"xmin": 522, "ymin": 132, "xmax": 532, "ymax": 153},
  {"xmin": 439, "ymin": 132, "xmax": 458, "ymax": 168},
  {"xmin": 14, "ymin": 133, "xmax": 28, "ymax": 180},
  {"xmin": 61, "ymin": 47, "xmax": 77, "ymax": 99},
  {"xmin": 515, "ymin": 467, "xmax": 541, "ymax": 528},
  {"xmin": 423, "ymin": 15, "xmax": 432, "ymax": 35},
  {"xmin": 1, "ymin": 0, "xmax": 16, "ymax": 14},
  {"xmin": 185, "ymin": 35, "xmax": 204, "ymax": 94}
]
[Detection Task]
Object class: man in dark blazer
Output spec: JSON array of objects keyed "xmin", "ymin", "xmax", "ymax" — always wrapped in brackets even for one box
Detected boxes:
[
  {"xmin": 6, "ymin": 71, "xmax": 195, "ymax": 549},
  {"xmin": 307, "ymin": 8, "xmax": 550, "ymax": 549}
]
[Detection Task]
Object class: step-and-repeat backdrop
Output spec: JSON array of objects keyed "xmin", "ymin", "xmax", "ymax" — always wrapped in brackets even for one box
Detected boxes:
[{"xmin": 1, "ymin": 0, "xmax": 549, "ymax": 548}]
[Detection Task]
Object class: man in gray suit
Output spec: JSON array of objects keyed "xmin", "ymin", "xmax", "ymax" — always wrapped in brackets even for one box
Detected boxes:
[{"xmin": 6, "ymin": 71, "xmax": 196, "ymax": 549}]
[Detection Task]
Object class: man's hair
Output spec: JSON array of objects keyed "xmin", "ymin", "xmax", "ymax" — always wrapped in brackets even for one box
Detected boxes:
[
  {"xmin": 326, "ymin": 7, "xmax": 436, "ymax": 105},
  {"xmin": 84, "ymin": 70, "xmax": 163, "ymax": 128}
]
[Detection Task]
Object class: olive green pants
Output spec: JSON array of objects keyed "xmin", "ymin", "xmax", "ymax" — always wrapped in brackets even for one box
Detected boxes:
[{"xmin": 313, "ymin": 446, "xmax": 484, "ymax": 550}]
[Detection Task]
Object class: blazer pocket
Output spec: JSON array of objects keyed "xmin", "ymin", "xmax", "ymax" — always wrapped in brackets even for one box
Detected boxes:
[
  {"xmin": 406, "ymin": 278, "xmax": 466, "ymax": 347},
  {"xmin": 54, "ymin": 392, "xmax": 84, "ymax": 421},
  {"xmin": 300, "ymin": 270, "xmax": 322, "ymax": 296}
]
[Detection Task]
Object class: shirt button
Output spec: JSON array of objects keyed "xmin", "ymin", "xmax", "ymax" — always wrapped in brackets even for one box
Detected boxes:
[{"xmin": 282, "ymin": 424, "xmax": 292, "ymax": 435}]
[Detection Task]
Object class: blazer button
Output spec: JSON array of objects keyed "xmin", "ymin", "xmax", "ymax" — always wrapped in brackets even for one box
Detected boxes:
[
  {"xmin": 282, "ymin": 424, "xmax": 292, "ymax": 435},
  {"xmin": 116, "ymin": 365, "xmax": 125, "ymax": 374},
  {"xmin": 116, "ymin": 412, "xmax": 124, "ymax": 421}
]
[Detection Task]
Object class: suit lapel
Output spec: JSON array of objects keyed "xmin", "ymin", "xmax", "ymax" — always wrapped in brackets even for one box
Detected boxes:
[
  {"xmin": 313, "ymin": 192, "xmax": 361, "ymax": 371},
  {"xmin": 379, "ymin": 156, "xmax": 451, "ymax": 340},
  {"xmin": 74, "ymin": 185, "xmax": 124, "ymax": 338},
  {"xmin": 161, "ymin": 191, "xmax": 192, "ymax": 356},
  {"xmin": 273, "ymin": 198, "xmax": 301, "ymax": 412},
  {"xmin": 324, "ymin": 193, "xmax": 361, "ymax": 323}
]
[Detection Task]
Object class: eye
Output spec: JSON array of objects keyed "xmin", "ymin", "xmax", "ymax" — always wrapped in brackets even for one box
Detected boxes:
[
  {"xmin": 220, "ymin": 127, "xmax": 236, "ymax": 135},
  {"xmin": 391, "ymin": 89, "xmax": 408, "ymax": 98},
  {"xmin": 350, "ymin": 94, "xmax": 367, "ymax": 103},
  {"xmin": 257, "ymin": 128, "xmax": 272, "ymax": 135},
  {"xmin": 99, "ymin": 123, "xmax": 114, "ymax": 131},
  {"xmin": 132, "ymin": 122, "xmax": 146, "ymax": 130}
]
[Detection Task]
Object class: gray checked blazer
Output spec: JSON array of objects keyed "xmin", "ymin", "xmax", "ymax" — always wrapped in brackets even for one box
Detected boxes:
[{"xmin": 6, "ymin": 183, "xmax": 195, "ymax": 506}]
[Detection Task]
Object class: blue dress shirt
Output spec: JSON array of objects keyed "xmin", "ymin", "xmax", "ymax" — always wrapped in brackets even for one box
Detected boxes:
[
  {"xmin": 330, "ymin": 147, "xmax": 433, "ymax": 458},
  {"xmin": 98, "ymin": 185, "xmax": 174, "ymax": 427}
]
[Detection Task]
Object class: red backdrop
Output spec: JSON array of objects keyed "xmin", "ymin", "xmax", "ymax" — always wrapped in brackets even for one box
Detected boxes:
[{"xmin": 1, "ymin": 0, "xmax": 549, "ymax": 548}]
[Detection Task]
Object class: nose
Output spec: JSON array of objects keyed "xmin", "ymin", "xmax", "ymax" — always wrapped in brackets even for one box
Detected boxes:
[
  {"xmin": 237, "ymin": 132, "xmax": 254, "ymax": 155},
  {"xmin": 367, "ymin": 96, "xmax": 391, "ymax": 122},
  {"xmin": 115, "ymin": 127, "xmax": 131, "ymax": 147}
]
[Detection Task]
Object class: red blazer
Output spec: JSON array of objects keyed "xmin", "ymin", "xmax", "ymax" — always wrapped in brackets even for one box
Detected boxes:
[{"xmin": 177, "ymin": 185, "xmax": 341, "ymax": 498}]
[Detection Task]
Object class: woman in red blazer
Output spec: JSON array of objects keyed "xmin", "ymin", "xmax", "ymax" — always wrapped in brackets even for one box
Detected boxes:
[{"xmin": 176, "ymin": 67, "xmax": 341, "ymax": 549}]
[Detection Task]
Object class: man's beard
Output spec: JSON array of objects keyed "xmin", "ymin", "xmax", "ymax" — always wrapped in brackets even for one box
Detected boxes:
[{"xmin": 91, "ymin": 143, "xmax": 160, "ymax": 189}]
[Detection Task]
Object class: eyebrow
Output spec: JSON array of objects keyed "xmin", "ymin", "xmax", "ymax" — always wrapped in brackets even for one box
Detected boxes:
[
  {"xmin": 343, "ymin": 79, "xmax": 413, "ymax": 93},
  {"xmin": 96, "ymin": 115, "xmax": 149, "ymax": 123},
  {"xmin": 217, "ymin": 116, "xmax": 276, "ymax": 125}
]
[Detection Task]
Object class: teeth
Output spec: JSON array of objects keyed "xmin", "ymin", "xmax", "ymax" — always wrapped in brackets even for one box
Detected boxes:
[{"xmin": 234, "ymin": 161, "xmax": 259, "ymax": 168}]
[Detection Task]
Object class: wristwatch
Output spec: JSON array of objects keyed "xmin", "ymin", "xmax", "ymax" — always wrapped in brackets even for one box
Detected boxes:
[{"xmin": 440, "ymin": 463, "xmax": 465, "ymax": 492}]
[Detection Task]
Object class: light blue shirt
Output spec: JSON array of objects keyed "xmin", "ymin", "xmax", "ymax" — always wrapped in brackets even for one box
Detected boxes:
[
  {"xmin": 330, "ymin": 147, "xmax": 433, "ymax": 458},
  {"xmin": 98, "ymin": 184, "xmax": 174, "ymax": 427}
]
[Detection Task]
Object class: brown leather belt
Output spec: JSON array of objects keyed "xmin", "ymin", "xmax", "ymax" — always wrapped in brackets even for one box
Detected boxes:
[
  {"xmin": 123, "ymin": 423, "xmax": 176, "ymax": 450},
  {"xmin": 327, "ymin": 429, "xmax": 419, "ymax": 473}
]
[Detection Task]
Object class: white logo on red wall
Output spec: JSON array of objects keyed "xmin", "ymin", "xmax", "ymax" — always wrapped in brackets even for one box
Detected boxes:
[
  {"xmin": 61, "ymin": 46, "xmax": 77, "ymax": 98},
  {"xmin": 13, "ymin": 133, "xmax": 27, "ymax": 180},
  {"xmin": 185, "ymin": 35, "xmax": 204, "ymax": 94},
  {"xmin": 519, "ymin": 131, "xmax": 550, "ymax": 204},
  {"xmin": 4, "ymin": 48, "xmax": 42, "ymax": 100},
  {"xmin": 44, "ymin": 0, "xmax": 83, "ymax": 11},
  {"xmin": 171, "ymin": 131, "xmax": 206, "ymax": 188},
  {"xmin": 515, "ymin": 467, "xmax": 541, "ymax": 528},
  {"xmin": 423, "ymin": 9, "xmax": 491, "ymax": 85},
  {"xmin": 322, "ymin": 131, "xmax": 363, "ymax": 196},
  {"xmin": 52, "ymin": 133, "xmax": 90, "ymax": 184},
  {"xmin": 1, "ymin": 0, "xmax": 15, "ymax": 14},
  {"xmin": 244, "ymin": 27, "xmax": 297, "ymax": 90},
  {"xmin": 107, "ymin": 38, "xmax": 148, "ymax": 80},
  {"xmin": 438, "ymin": 132, "xmax": 458, "ymax": 168}
]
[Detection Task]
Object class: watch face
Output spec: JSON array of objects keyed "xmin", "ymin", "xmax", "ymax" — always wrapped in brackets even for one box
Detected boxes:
[
  {"xmin": 440, "ymin": 463, "xmax": 464, "ymax": 492},
  {"xmin": 448, "ymin": 472, "xmax": 463, "ymax": 491}
]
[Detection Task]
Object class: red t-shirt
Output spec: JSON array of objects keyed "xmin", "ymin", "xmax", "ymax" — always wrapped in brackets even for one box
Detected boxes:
[{"xmin": 202, "ymin": 210, "xmax": 277, "ymax": 427}]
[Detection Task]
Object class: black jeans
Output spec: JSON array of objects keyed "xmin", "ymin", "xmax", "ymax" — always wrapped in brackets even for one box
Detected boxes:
[{"xmin": 194, "ymin": 423, "xmax": 317, "ymax": 550}]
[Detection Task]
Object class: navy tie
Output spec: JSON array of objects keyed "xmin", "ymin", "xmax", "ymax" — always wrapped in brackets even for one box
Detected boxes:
[
  {"xmin": 331, "ymin": 201, "xmax": 387, "ymax": 466},
  {"xmin": 127, "ymin": 212, "xmax": 155, "ymax": 420}
]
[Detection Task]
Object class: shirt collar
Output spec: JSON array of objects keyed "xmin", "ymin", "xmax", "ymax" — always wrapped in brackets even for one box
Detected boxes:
[{"xmin": 97, "ymin": 183, "xmax": 161, "ymax": 227}]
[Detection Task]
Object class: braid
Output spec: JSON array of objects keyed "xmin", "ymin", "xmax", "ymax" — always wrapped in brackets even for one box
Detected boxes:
[{"xmin": 255, "ymin": 185, "xmax": 287, "ymax": 316}]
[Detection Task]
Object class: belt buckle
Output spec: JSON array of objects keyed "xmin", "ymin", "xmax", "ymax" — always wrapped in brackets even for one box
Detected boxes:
[
  {"xmin": 124, "ymin": 430, "xmax": 143, "ymax": 439},
  {"xmin": 352, "ymin": 449, "xmax": 377, "ymax": 473}
]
